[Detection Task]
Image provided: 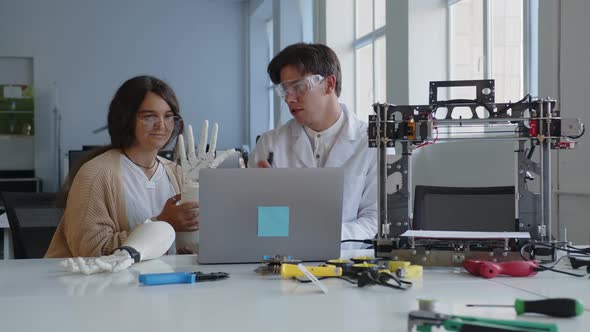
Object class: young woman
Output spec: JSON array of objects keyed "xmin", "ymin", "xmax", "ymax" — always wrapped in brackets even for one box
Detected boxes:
[{"xmin": 46, "ymin": 76, "xmax": 198, "ymax": 258}]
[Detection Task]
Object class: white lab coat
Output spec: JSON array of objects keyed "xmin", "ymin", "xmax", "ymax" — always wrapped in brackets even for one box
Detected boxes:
[{"xmin": 250, "ymin": 104, "xmax": 377, "ymax": 248}]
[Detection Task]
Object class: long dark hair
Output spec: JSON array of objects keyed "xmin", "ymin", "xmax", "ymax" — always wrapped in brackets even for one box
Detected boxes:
[{"xmin": 58, "ymin": 75, "xmax": 182, "ymax": 207}]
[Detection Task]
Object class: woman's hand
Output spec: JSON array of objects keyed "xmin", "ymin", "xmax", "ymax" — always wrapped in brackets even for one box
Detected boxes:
[
  {"xmin": 156, "ymin": 194, "xmax": 199, "ymax": 232},
  {"xmin": 176, "ymin": 246, "xmax": 197, "ymax": 255}
]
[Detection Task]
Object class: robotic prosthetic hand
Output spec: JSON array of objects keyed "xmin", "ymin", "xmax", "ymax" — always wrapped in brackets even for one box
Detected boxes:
[
  {"xmin": 62, "ymin": 221, "xmax": 175, "ymax": 275},
  {"xmin": 175, "ymin": 121, "xmax": 240, "ymax": 252}
]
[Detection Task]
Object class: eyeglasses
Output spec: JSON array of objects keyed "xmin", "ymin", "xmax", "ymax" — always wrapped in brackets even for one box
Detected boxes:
[
  {"xmin": 274, "ymin": 74, "xmax": 324, "ymax": 100},
  {"xmin": 138, "ymin": 114, "xmax": 182, "ymax": 131}
]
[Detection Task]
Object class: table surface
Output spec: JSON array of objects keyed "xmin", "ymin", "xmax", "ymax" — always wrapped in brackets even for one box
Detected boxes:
[{"xmin": 1, "ymin": 251, "xmax": 588, "ymax": 331}]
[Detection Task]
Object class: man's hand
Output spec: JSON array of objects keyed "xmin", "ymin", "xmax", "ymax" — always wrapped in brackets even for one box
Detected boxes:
[{"xmin": 257, "ymin": 160, "xmax": 271, "ymax": 168}]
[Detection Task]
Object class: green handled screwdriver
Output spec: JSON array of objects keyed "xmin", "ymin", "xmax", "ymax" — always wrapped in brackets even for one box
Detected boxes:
[{"xmin": 466, "ymin": 298, "xmax": 584, "ymax": 318}]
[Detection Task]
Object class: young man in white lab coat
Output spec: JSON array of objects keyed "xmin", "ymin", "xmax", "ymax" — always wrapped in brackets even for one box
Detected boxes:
[{"xmin": 249, "ymin": 43, "xmax": 377, "ymax": 249}]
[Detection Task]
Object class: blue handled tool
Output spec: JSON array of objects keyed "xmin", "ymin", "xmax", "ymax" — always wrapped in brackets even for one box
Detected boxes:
[{"xmin": 139, "ymin": 271, "xmax": 229, "ymax": 286}]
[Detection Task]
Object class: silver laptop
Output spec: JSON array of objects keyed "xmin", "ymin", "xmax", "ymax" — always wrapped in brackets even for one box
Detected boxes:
[{"xmin": 198, "ymin": 168, "xmax": 344, "ymax": 264}]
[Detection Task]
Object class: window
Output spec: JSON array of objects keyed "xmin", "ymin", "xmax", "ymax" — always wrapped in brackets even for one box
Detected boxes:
[
  {"xmin": 354, "ymin": 0, "xmax": 386, "ymax": 123},
  {"xmin": 491, "ymin": 0, "xmax": 524, "ymax": 102},
  {"xmin": 449, "ymin": 0, "xmax": 524, "ymax": 103},
  {"xmin": 266, "ymin": 19, "xmax": 274, "ymax": 129}
]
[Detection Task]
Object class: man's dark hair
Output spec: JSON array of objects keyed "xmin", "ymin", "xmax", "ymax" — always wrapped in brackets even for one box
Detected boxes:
[{"xmin": 267, "ymin": 43, "xmax": 342, "ymax": 97}]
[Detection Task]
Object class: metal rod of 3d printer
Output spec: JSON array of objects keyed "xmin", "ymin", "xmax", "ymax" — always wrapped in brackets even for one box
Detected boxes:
[
  {"xmin": 406, "ymin": 141, "xmax": 414, "ymax": 235},
  {"xmin": 542, "ymin": 100, "xmax": 553, "ymax": 242},
  {"xmin": 538, "ymin": 100, "xmax": 549, "ymax": 242},
  {"xmin": 405, "ymin": 137, "xmax": 531, "ymax": 142},
  {"xmin": 376, "ymin": 104, "xmax": 389, "ymax": 239}
]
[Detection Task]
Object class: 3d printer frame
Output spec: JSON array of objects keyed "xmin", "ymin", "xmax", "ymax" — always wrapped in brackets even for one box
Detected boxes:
[{"xmin": 368, "ymin": 80, "xmax": 585, "ymax": 265}]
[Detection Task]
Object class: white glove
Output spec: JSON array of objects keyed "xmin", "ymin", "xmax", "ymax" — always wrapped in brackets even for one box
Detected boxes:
[
  {"xmin": 176, "ymin": 121, "xmax": 240, "ymax": 251},
  {"xmin": 61, "ymin": 220, "xmax": 175, "ymax": 275}
]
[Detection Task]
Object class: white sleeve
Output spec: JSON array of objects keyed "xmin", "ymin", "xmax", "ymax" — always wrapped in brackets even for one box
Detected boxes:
[
  {"xmin": 341, "ymin": 149, "xmax": 378, "ymax": 249},
  {"xmin": 248, "ymin": 134, "xmax": 271, "ymax": 168}
]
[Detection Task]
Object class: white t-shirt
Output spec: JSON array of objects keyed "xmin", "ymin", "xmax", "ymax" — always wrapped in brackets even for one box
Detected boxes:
[
  {"xmin": 303, "ymin": 110, "xmax": 345, "ymax": 168},
  {"xmin": 120, "ymin": 155, "xmax": 177, "ymax": 250}
]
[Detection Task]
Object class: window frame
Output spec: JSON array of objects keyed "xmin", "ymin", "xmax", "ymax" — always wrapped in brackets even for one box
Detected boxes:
[
  {"xmin": 353, "ymin": 0, "xmax": 386, "ymax": 120},
  {"xmin": 447, "ymin": 0, "xmax": 537, "ymax": 99},
  {"xmin": 266, "ymin": 18, "xmax": 274, "ymax": 130}
]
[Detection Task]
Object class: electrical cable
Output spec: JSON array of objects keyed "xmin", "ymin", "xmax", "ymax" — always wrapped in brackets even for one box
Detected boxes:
[
  {"xmin": 568, "ymin": 123, "xmax": 585, "ymax": 139},
  {"xmin": 341, "ymin": 239, "xmax": 373, "ymax": 244},
  {"xmin": 520, "ymin": 242, "xmax": 589, "ymax": 278}
]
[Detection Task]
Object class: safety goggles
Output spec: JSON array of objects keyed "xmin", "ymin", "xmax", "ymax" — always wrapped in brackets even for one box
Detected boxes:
[
  {"xmin": 274, "ymin": 74, "xmax": 324, "ymax": 100},
  {"xmin": 138, "ymin": 114, "xmax": 183, "ymax": 133}
]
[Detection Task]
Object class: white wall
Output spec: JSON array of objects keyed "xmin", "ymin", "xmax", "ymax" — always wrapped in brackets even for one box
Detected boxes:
[
  {"xmin": 539, "ymin": 0, "xmax": 590, "ymax": 244},
  {"xmin": 0, "ymin": 0, "xmax": 246, "ymax": 191}
]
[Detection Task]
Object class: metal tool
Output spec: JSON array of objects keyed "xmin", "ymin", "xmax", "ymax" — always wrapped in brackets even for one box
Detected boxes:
[
  {"xmin": 466, "ymin": 298, "xmax": 584, "ymax": 318},
  {"xmin": 408, "ymin": 310, "xmax": 557, "ymax": 332}
]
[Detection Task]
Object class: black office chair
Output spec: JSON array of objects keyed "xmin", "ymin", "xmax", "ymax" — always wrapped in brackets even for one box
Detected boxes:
[
  {"xmin": 412, "ymin": 185, "xmax": 516, "ymax": 231},
  {"xmin": 68, "ymin": 150, "xmax": 91, "ymax": 172},
  {"xmin": 0, "ymin": 192, "xmax": 63, "ymax": 259}
]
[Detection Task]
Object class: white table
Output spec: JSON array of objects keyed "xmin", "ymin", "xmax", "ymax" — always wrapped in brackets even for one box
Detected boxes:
[
  {"xmin": 0, "ymin": 252, "xmax": 588, "ymax": 331},
  {"xmin": 0, "ymin": 212, "xmax": 11, "ymax": 259}
]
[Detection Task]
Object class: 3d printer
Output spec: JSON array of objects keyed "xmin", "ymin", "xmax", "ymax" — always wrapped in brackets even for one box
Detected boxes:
[{"xmin": 368, "ymin": 80, "xmax": 585, "ymax": 266}]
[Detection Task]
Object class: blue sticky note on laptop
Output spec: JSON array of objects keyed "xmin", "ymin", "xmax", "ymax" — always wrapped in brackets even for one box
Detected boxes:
[{"xmin": 257, "ymin": 206, "xmax": 289, "ymax": 237}]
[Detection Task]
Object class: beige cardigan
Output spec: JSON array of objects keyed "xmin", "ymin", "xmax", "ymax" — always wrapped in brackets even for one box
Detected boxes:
[{"xmin": 45, "ymin": 149, "xmax": 182, "ymax": 258}]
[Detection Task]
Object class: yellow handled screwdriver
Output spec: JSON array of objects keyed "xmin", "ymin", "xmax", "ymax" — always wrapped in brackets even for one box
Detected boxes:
[{"xmin": 466, "ymin": 298, "xmax": 584, "ymax": 318}]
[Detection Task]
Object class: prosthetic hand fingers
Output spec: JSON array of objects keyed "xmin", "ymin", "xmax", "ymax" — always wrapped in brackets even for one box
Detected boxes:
[
  {"xmin": 94, "ymin": 257, "xmax": 113, "ymax": 272},
  {"xmin": 177, "ymin": 134, "xmax": 189, "ymax": 172},
  {"xmin": 210, "ymin": 149, "xmax": 239, "ymax": 168},
  {"xmin": 197, "ymin": 121, "xmax": 208, "ymax": 159},
  {"xmin": 92, "ymin": 252, "xmax": 134, "ymax": 274},
  {"xmin": 207, "ymin": 122, "xmax": 218, "ymax": 158},
  {"xmin": 111, "ymin": 257, "xmax": 134, "ymax": 273},
  {"xmin": 76, "ymin": 257, "xmax": 101, "ymax": 275},
  {"xmin": 62, "ymin": 258, "xmax": 80, "ymax": 273},
  {"xmin": 187, "ymin": 124, "xmax": 197, "ymax": 164}
]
